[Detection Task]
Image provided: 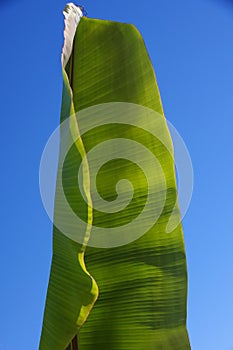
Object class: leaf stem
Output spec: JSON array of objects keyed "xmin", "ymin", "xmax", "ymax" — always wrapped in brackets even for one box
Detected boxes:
[{"xmin": 65, "ymin": 335, "xmax": 79, "ymax": 350}]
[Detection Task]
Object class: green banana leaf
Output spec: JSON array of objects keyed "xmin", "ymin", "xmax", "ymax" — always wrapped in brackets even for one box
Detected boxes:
[{"xmin": 39, "ymin": 4, "xmax": 190, "ymax": 350}]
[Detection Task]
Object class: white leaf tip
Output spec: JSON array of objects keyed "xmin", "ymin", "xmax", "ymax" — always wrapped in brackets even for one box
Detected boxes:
[{"xmin": 61, "ymin": 3, "xmax": 83, "ymax": 68}]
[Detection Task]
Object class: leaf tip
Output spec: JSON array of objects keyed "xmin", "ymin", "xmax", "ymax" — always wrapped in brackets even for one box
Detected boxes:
[{"xmin": 61, "ymin": 3, "xmax": 83, "ymax": 68}]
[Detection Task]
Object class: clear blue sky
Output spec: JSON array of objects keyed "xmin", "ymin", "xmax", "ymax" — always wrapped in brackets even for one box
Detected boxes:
[{"xmin": 0, "ymin": 0, "xmax": 232, "ymax": 349}]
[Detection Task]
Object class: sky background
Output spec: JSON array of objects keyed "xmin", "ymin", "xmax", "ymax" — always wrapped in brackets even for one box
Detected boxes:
[{"xmin": 0, "ymin": 0, "xmax": 233, "ymax": 349}]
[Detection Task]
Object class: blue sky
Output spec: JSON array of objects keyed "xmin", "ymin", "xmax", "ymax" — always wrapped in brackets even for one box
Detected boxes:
[{"xmin": 0, "ymin": 0, "xmax": 233, "ymax": 349}]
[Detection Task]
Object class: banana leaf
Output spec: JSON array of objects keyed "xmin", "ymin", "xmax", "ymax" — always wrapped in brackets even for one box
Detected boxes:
[{"xmin": 39, "ymin": 4, "xmax": 191, "ymax": 350}]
